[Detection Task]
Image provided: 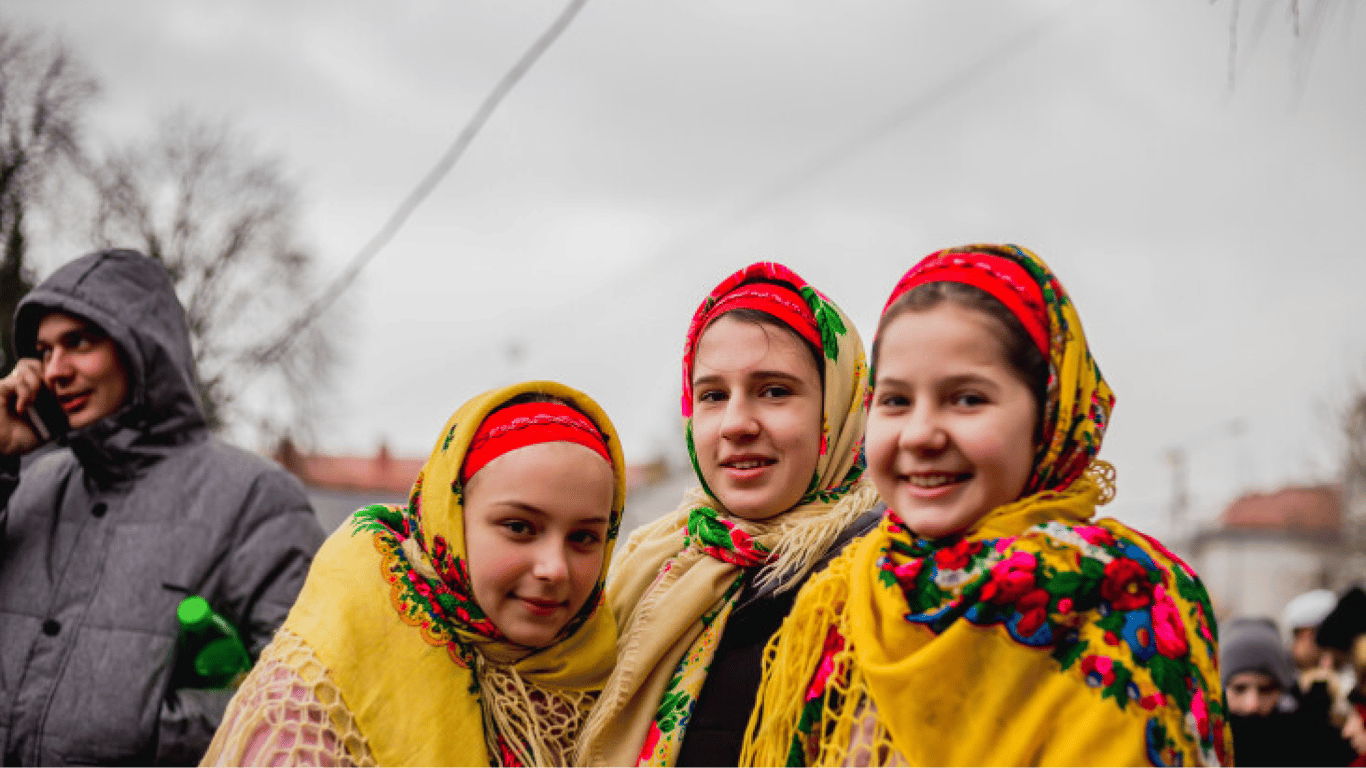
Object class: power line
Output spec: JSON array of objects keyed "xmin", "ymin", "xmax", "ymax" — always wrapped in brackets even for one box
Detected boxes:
[
  {"xmin": 241, "ymin": 0, "xmax": 589, "ymax": 368},
  {"xmin": 484, "ymin": 2, "xmax": 1083, "ymax": 347}
]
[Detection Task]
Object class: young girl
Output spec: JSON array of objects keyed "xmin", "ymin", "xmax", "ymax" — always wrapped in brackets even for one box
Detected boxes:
[
  {"xmin": 576, "ymin": 262, "xmax": 882, "ymax": 766},
  {"xmin": 742, "ymin": 245, "xmax": 1232, "ymax": 766},
  {"xmin": 201, "ymin": 381, "xmax": 625, "ymax": 766}
]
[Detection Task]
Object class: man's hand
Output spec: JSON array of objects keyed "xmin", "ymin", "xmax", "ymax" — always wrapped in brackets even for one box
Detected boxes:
[{"xmin": 0, "ymin": 359, "xmax": 45, "ymax": 456}]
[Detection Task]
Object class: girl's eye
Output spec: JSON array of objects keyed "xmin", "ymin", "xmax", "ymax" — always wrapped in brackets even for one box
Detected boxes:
[
  {"xmin": 952, "ymin": 392, "xmax": 988, "ymax": 408},
  {"xmin": 875, "ymin": 392, "xmax": 909, "ymax": 409},
  {"xmin": 696, "ymin": 389, "xmax": 726, "ymax": 403},
  {"xmin": 759, "ymin": 384, "xmax": 792, "ymax": 398},
  {"xmin": 500, "ymin": 519, "xmax": 534, "ymax": 537},
  {"xmin": 569, "ymin": 529, "xmax": 603, "ymax": 548}
]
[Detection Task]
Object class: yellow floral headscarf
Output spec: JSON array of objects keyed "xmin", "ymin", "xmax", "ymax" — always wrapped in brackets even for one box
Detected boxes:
[
  {"xmin": 270, "ymin": 381, "xmax": 623, "ymax": 766},
  {"xmin": 576, "ymin": 262, "xmax": 879, "ymax": 766},
  {"xmin": 743, "ymin": 245, "xmax": 1232, "ymax": 767}
]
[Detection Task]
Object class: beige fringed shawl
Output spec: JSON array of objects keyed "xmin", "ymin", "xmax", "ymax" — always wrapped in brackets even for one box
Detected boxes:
[{"xmin": 576, "ymin": 262, "xmax": 877, "ymax": 766}]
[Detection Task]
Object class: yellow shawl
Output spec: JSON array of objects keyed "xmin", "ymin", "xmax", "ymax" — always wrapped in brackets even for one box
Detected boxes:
[
  {"xmin": 576, "ymin": 262, "xmax": 878, "ymax": 766},
  {"xmin": 742, "ymin": 245, "xmax": 1233, "ymax": 767},
  {"xmin": 276, "ymin": 381, "xmax": 623, "ymax": 766}
]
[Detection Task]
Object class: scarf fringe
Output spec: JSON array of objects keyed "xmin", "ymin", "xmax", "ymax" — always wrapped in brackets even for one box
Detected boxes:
[
  {"xmin": 742, "ymin": 542, "xmax": 854, "ymax": 766},
  {"xmin": 751, "ymin": 480, "xmax": 880, "ymax": 593},
  {"xmin": 478, "ymin": 657, "xmax": 598, "ymax": 766}
]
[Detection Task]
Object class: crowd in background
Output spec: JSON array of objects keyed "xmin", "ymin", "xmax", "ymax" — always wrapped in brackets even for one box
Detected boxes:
[{"xmin": 1221, "ymin": 587, "xmax": 1366, "ymax": 765}]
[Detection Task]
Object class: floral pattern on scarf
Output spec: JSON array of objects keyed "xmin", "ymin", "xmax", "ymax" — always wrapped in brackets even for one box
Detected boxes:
[
  {"xmin": 577, "ymin": 262, "xmax": 878, "ymax": 768},
  {"xmin": 741, "ymin": 245, "xmax": 1230, "ymax": 767}
]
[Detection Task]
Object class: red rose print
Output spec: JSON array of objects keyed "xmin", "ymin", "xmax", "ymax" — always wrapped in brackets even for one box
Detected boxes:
[
  {"xmin": 1081, "ymin": 655, "xmax": 1116, "ymax": 687},
  {"xmin": 729, "ymin": 527, "xmax": 755, "ymax": 551},
  {"xmin": 1191, "ymin": 688, "xmax": 1210, "ymax": 739},
  {"xmin": 892, "ymin": 559, "xmax": 923, "ymax": 587},
  {"xmin": 1073, "ymin": 525, "xmax": 1116, "ymax": 548},
  {"xmin": 1152, "ymin": 585, "xmax": 1190, "ymax": 658},
  {"xmin": 806, "ymin": 627, "xmax": 847, "ymax": 701},
  {"xmin": 640, "ymin": 723, "xmax": 663, "ymax": 761},
  {"xmin": 933, "ymin": 539, "xmax": 982, "ymax": 571},
  {"xmin": 980, "ymin": 551, "xmax": 1038, "ymax": 605},
  {"xmin": 1101, "ymin": 558, "xmax": 1154, "ymax": 611},
  {"xmin": 1015, "ymin": 588, "xmax": 1051, "ymax": 636}
]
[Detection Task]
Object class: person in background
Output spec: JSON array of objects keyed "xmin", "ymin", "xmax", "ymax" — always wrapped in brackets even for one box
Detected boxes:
[
  {"xmin": 1286, "ymin": 589, "xmax": 1341, "ymax": 683},
  {"xmin": 1287, "ymin": 589, "xmax": 1357, "ymax": 735},
  {"xmin": 0, "ymin": 248, "xmax": 325, "ymax": 765},
  {"xmin": 1318, "ymin": 587, "xmax": 1366, "ymax": 763},
  {"xmin": 1222, "ymin": 616, "xmax": 1355, "ymax": 766}
]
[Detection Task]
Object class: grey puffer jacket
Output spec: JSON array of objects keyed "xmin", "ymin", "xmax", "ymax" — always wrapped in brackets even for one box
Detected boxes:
[{"xmin": 0, "ymin": 249, "xmax": 325, "ymax": 766}]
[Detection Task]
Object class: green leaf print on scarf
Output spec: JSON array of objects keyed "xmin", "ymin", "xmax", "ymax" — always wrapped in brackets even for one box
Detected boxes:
[
  {"xmin": 349, "ymin": 503, "xmax": 406, "ymax": 537},
  {"xmin": 798, "ymin": 286, "xmax": 846, "ymax": 361}
]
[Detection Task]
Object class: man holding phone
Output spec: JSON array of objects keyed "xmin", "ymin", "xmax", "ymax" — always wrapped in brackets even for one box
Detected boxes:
[
  {"xmin": 0, "ymin": 248, "xmax": 325, "ymax": 765},
  {"xmin": 2, "ymin": 311, "xmax": 130, "ymax": 448}
]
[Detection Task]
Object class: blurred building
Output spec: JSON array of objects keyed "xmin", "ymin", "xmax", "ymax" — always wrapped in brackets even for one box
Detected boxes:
[
  {"xmin": 274, "ymin": 439, "xmax": 424, "ymax": 531},
  {"xmin": 274, "ymin": 439, "xmax": 691, "ymax": 536},
  {"xmin": 1186, "ymin": 483, "xmax": 1363, "ymax": 622}
]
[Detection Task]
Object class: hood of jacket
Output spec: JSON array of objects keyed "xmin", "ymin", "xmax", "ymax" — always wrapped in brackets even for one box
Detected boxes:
[{"xmin": 13, "ymin": 248, "xmax": 208, "ymax": 484}]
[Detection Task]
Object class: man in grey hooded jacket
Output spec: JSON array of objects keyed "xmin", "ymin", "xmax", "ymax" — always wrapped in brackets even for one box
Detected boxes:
[{"xmin": 0, "ymin": 249, "xmax": 326, "ymax": 765}]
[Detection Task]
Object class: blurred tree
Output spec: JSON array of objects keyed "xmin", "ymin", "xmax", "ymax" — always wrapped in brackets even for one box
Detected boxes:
[
  {"xmin": 1218, "ymin": 0, "xmax": 1353, "ymax": 89},
  {"xmin": 0, "ymin": 25, "xmax": 98, "ymax": 366},
  {"xmin": 1343, "ymin": 389, "xmax": 1366, "ymax": 552},
  {"xmin": 86, "ymin": 113, "xmax": 339, "ymax": 443}
]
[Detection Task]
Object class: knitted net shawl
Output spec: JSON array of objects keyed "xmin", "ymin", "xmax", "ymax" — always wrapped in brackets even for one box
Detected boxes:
[{"xmin": 202, "ymin": 380, "xmax": 625, "ymax": 767}]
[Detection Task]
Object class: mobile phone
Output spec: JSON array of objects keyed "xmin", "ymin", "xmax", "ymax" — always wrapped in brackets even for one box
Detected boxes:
[{"xmin": 25, "ymin": 385, "xmax": 69, "ymax": 443}]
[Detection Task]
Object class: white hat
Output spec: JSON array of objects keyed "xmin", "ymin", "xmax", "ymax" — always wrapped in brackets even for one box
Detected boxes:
[{"xmin": 1282, "ymin": 588, "xmax": 1338, "ymax": 632}]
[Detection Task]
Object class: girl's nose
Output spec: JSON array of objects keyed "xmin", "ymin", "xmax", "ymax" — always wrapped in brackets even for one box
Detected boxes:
[
  {"xmin": 531, "ymin": 542, "xmax": 569, "ymax": 583},
  {"xmin": 719, "ymin": 396, "xmax": 760, "ymax": 439},
  {"xmin": 897, "ymin": 404, "xmax": 947, "ymax": 453}
]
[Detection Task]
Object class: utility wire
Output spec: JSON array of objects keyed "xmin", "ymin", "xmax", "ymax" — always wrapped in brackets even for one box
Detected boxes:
[
  {"xmin": 485, "ymin": 2, "xmax": 1081, "ymax": 347},
  {"xmin": 241, "ymin": 0, "xmax": 589, "ymax": 368}
]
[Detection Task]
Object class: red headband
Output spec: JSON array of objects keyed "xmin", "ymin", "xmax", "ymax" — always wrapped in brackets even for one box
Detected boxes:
[
  {"xmin": 885, "ymin": 251, "xmax": 1050, "ymax": 356},
  {"xmin": 461, "ymin": 402, "xmax": 611, "ymax": 484},
  {"xmin": 698, "ymin": 281, "xmax": 822, "ymax": 354}
]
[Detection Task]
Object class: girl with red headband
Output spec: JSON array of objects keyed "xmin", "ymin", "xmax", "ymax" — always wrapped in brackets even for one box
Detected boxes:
[
  {"xmin": 742, "ymin": 245, "xmax": 1232, "ymax": 766},
  {"xmin": 203, "ymin": 381, "xmax": 624, "ymax": 766},
  {"xmin": 576, "ymin": 263, "xmax": 881, "ymax": 766}
]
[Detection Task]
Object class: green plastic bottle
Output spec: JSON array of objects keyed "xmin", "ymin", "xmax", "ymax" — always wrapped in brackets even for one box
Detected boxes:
[{"xmin": 175, "ymin": 595, "xmax": 251, "ymax": 689}]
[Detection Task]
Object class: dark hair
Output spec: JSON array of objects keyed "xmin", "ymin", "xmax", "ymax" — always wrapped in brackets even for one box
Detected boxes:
[
  {"xmin": 702, "ymin": 307, "xmax": 826, "ymax": 387},
  {"xmin": 873, "ymin": 281, "xmax": 1049, "ymax": 429},
  {"xmin": 495, "ymin": 391, "xmax": 570, "ymax": 410},
  {"xmin": 490, "ymin": 391, "xmax": 607, "ymax": 439}
]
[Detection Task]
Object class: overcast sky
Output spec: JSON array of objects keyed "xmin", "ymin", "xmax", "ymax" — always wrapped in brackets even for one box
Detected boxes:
[{"xmin": 7, "ymin": 0, "xmax": 1365, "ymax": 539}]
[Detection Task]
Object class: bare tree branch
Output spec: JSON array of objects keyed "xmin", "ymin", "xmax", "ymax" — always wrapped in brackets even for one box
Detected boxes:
[
  {"xmin": 0, "ymin": 22, "xmax": 97, "ymax": 367},
  {"xmin": 86, "ymin": 113, "xmax": 341, "ymax": 444}
]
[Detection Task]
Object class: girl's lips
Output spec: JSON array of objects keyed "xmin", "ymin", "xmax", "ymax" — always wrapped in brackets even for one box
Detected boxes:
[
  {"xmin": 720, "ymin": 456, "xmax": 775, "ymax": 482},
  {"xmin": 898, "ymin": 472, "xmax": 970, "ymax": 499},
  {"xmin": 518, "ymin": 597, "xmax": 564, "ymax": 617}
]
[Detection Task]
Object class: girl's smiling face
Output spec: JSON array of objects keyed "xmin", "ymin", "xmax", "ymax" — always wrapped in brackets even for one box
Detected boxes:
[
  {"xmin": 462, "ymin": 440, "xmax": 615, "ymax": 648},
  {"xmin": 867, "ymin": 302, "xmax": 1038, "ymax": 539},
  {"xmin": 690, "ymin": 315, "xmax": 824, "ymax": 521}
]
